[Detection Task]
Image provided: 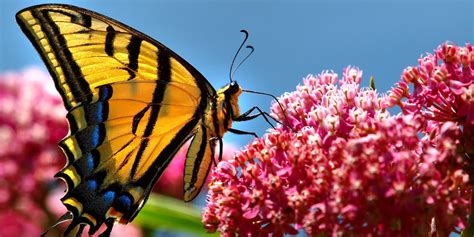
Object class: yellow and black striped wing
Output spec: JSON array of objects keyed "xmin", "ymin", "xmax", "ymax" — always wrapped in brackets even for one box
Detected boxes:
[
  {"xmin": 16, "ymin": 4, "xmax": 215, "ymax": 235},
  {"xmin": 184, "ymin": 124, "xmax": 216, "ymax": 201}
]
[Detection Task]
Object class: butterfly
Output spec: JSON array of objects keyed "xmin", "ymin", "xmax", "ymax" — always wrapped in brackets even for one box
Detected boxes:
[{"xmin": 16, "ymin": 4, "xmax": 281, "ymax": 236}]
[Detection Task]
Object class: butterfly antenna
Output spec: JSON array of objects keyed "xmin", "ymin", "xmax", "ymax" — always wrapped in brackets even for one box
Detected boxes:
[
  {"xmin": 229, "ymin": 29, "xmax": 250, "ymax": 83},
  {"xmin": 242, "ymin": 89, "xmax": 294, "ymax": 132},
  {"xmin": 231, "ymin": 45, "xmax": 254, "ymax": 80}
]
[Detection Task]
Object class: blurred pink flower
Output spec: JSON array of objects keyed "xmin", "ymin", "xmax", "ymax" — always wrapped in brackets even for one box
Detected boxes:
[
  {"xmin": 0, "ymin": 67, "xmax": 68, "ymax": 236},
  {"xmin": 0, "ymin": 210, "xmax": 43, "ymax": 237},
  {"xmin": 0, "ymin": 67, "xmax": 144, "ymax": 236},
  {"xmin": 203, "ymin": 61, "xmax": 471, "ymax": 235}
]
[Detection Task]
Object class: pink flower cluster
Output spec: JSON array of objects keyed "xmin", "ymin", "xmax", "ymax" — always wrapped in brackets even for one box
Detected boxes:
[
  {"xmin": 203, "ymin": 43, "xmax": 473, "ymax": 236},
  {"xmin": 0, "ymin": 67, "xmax": 68, "ymax": 236},
  {"xmin": 392, "ymin": 43, "xmax": 474, "ymax": 180}
]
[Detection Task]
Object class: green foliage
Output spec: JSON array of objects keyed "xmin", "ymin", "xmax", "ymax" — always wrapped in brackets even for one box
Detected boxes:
[{"xmin": 134, "ymin": 193, "xmax": 217, "ymax": 236}]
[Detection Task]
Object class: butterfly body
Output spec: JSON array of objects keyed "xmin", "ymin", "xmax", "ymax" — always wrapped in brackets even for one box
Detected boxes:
[{"xmin": 16, "ymin": 4, "xmax": 246, "ymax": 236}]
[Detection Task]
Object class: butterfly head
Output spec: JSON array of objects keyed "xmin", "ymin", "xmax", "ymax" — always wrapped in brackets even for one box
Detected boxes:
[
  {"xmin": 214, "ymin": 81, "xmax": 242, "ymax": 130},
  {"xmin": 219, "ymin": 81, "xmax": 242, "ymax": 113},
  {"xmin": 227, "ymin": 81, "xmax": 242, "ymax": 109},
  {"xmin": 226, "ymin": 81, "xmax": 242, "ymax": 96}
]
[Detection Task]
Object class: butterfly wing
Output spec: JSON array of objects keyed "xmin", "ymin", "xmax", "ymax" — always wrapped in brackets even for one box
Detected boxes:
[
  {"xmin": 16, "ymin": 4, "xmax": 216, "ymax": 235},
  {"xmin": 183, "ymin": 124, "xmax": 216, "ymax": 201}
]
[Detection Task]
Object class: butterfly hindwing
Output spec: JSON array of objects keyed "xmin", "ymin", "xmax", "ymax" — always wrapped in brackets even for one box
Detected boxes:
[
  {"xmin": 54, "ymin": 80, "xmax": 206, "ymax": 232},
  {"xmin": 16, "ymin": 4, "xmax": 219, "ymax": 235},
  {"xmin": 184, "ymin": 124, "xmax": 216, "ymax": 201}
]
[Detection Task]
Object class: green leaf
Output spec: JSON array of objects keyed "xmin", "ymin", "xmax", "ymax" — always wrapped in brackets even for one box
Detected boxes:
[
  {"xmin": 134, "ymin": 193, "xmax": 217, "ymax": 236},
  {"xmin": 369, "ymin": 76, "xmax": 376, "ymax": 90}
]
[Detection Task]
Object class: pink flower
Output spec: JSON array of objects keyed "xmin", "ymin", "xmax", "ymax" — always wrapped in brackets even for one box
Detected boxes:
[
  {"xmin": 203, "ymin": 63, "xmax": 471, "ymax": 235},
  {"xmin": 0, "ymin": 67, "xmax": 67, "ymax": 235},
  {"xmin": 394, "ymin": 43, "xmax": 474, "ymax": 180},
  {"xmin": 397, "ymin": 43, "xmax": 474, "ymax": 127}
]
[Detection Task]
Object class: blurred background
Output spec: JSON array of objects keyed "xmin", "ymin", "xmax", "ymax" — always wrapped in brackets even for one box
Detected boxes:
[{"xmin": 0, "ymin": 0, "xmax": 472, "ymax": 236}]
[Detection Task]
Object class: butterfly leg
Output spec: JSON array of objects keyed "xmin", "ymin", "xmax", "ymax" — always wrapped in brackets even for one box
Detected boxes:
[
  {"xmin": 228, "ymin": 128, "xmax": 258, "ymax": 138},
  {"xmin": 218, "ymin": 138, "xmax": 223, "ymax": 162},
  {"xmin": 234, "ymin": 106, "xmax": 282, "ymax": 129}
]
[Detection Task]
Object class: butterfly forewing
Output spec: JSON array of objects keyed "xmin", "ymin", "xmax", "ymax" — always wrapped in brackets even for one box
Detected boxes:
[{"xmin": 16, "ymin": 4, "xmax": 218, "ymax": 235}]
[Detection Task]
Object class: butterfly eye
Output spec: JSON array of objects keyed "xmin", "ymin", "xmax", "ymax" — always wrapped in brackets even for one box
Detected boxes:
[{"xmin": 228, "ymin": 81, "xmax": 240, "ymax": 94}]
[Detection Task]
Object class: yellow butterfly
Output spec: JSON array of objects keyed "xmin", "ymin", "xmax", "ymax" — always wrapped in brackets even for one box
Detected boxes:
[{"xmin": 16, "ymin": 4, "xmax": 280, "ymax": 236}]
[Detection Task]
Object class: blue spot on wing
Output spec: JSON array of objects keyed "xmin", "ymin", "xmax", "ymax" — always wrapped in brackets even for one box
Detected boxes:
[
  {"xmin": 103, "ymin": 191, "xmax": 115, "ymax": 205},
  {"xmin": 87, "ymin": 180, "xmax": 97, "ymax": 191},
  {"xmin": 85, "ymin": 153, "xmax": 94, "ymax": 172},
  {"xmin": 99, "ymin": 85, "xmax": 113, "ymax": 101},
  {"xmin": 75, "ymin": 124, "xmax": 104, "ymax": 152},
  {"xmin": 91, "ymin": 126, "xmax": 100, "ymax": 148},
  {"xmin": 96, "ymin": 103, "xmax": 103, "ymax": 122},
  {"xmin": 116, "ymin": 195, "xmax": 132, "ymax": 211}
]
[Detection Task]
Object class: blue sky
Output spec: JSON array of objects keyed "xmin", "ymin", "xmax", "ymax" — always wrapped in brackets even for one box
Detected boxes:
[{"xmin": 0, "ymin": 0, "xmax": 472, "ymax": 147}]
